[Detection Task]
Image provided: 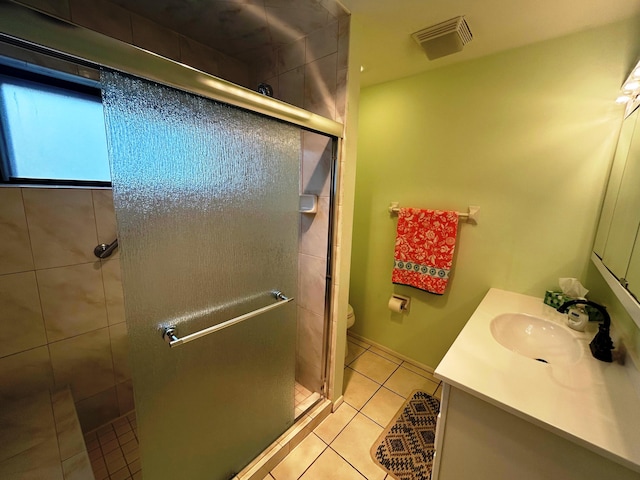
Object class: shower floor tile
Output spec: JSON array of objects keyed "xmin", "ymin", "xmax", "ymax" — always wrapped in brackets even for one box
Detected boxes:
[
  {"xmin": 86, "ymin": 383, "xmax": 318, "ymax": 479},
  {"xmin": 85, "ymin": 412, "xmax": 140, "ymax": 480},
  {"xmin": 295, "ymin": 382, "xmax": 320, "ymax": 418}
]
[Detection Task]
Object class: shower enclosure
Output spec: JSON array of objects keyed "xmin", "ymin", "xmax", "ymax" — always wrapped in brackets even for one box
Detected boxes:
[{"xmin": 0, "ymin": 2, "xmax": 343, "ymax": 478}]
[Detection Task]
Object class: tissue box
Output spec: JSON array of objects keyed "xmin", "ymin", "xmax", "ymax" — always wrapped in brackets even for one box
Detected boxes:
[
  {"xmin": 544, "ymin": 290, "xmax": 606, "ymax": 322},
  {"xmin": 543, "ymin": 290, "xmax": 572, "ymax": 308}
]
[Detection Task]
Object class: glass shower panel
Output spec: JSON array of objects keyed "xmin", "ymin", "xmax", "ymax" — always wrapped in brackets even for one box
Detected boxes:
[{"xmin": 101, "ymin": 71, "xmax": 300, "ymax": 480}]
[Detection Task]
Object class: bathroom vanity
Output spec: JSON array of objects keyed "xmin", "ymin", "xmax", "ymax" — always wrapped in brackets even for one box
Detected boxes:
[{"xmin": 433, "ymin": 288, "xmax": 640, "ymax": 480}]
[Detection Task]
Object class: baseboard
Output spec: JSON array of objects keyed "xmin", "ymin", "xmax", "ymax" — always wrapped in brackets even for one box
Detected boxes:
[{"xmin": 347, "ymin": 331, "xmax": 436, "ymax": 374}]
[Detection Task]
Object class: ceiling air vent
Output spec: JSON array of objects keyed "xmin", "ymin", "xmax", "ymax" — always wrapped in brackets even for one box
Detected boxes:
[{"xmin": 411, "ymin": 16, "xmax": 473, "ymax": 60}]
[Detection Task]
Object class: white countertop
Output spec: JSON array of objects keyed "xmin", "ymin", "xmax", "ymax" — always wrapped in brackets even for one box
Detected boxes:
[{"xmin": 435, "ymin": 288, "xmax": 640, "ymax": 473}]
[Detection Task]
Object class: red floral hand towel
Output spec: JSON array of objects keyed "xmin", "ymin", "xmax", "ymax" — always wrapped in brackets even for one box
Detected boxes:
[{"xmin": 392, "ymin": 208, "xmax": 459, "ymax": 295}]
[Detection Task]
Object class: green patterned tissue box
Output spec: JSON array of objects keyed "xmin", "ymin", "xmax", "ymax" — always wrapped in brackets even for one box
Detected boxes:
[
  {"xmin": 544, "ymin": 291, "xmax": 606, "ymax": 322},
  {"xmin": 544, "ymin": 291, "xmax": 572, "ymax": 309}
]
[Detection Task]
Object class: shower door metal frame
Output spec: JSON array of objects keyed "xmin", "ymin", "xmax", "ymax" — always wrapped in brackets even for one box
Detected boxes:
[
  {"xmin": 0, "ymin": 0, "xmax": 343, "ymax": 413},
  {"xmin": 0, "ymin": 0, "xmax": 343, "ymax": 139}
]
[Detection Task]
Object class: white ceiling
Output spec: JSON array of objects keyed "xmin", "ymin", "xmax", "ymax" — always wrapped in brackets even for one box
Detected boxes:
[{"xmin": 340, "ymin": 0, "xmax": 640, "ymax": 86}]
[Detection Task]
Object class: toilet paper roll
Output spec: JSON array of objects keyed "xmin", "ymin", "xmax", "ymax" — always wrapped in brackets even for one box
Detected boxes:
[{"xmin": 388, "ymin": 297, "xmax": 405, "ymax": 313}]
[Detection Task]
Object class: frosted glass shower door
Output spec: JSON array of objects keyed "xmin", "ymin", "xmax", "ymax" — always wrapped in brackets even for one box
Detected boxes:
[{"xmin": 101, "ymin": 71, "xmax": 300, "ymax": 480}]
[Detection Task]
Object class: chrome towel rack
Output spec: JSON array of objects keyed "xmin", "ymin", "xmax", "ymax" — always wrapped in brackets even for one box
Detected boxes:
[
  {"xmin": 388, "ymin": 202, "xmax": 480, "ymax": 224},
  {"xmin": 94, "ymin": 238, "xmax": 118, "ymax": 258},
  {"xmin": 162, "ymin": 290, "xmax": 293, "ymax": 348}
]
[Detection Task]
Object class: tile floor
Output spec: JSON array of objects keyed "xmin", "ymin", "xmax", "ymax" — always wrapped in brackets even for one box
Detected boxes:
[
  {"xmin": 264, "ymin": 335, "xmax": 442, "ymax": 480},
  {"xmin": 85, "ymin": 337, "xmax": 439, "ymax": 480}
]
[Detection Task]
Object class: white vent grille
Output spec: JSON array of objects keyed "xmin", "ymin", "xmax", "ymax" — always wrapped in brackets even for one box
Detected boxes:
[{"xmin": 412, "ymin": 16, "xmax": 473, "ymax": 60}]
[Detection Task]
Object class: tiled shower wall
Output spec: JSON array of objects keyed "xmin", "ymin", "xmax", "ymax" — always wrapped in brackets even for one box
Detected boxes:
[
  {"xmin": 0, "ymin": 187, "xmax": 130, "ymax": 431},
  {"xmin": 253, "ymin": 16, "xmax": 350, "ymax": 123},
  {"xmin": 4, "ymin": 0, "xmax": 349, "ymax": 419},
  {"xmin": 15, "ymin": 0, "xmax": 252, "ymax": 88}
]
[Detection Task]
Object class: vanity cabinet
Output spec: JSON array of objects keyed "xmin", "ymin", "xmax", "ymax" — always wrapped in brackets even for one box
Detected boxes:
[
  {"xmin": 432, "ymin": 385, "xmax": 640, "ymax": 480},
  {"xmin": 434, "ymin": 289, "xmax": 640, "ymax": 480}
]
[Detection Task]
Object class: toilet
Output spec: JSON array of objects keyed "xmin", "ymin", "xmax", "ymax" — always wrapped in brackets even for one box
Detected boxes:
[{"xmin": 345, "ymin": 304, "xmax": 355, "ymax": 359}]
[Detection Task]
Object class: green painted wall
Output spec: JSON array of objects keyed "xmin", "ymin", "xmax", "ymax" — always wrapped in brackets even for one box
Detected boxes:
[{"xmin": 349, "ymin": 17, "xmax": 640, "ymax": 368}]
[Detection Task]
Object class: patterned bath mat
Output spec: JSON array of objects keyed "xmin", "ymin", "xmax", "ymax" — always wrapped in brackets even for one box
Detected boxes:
[{"xmin": 370, "ymin": 390, "xmax": 440, "ymax": 480}]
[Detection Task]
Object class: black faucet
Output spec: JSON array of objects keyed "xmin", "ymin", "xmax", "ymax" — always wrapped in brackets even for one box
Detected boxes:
[{"xmin": 557, "ymin": 300, "xmax": 613, "ymax": 363}]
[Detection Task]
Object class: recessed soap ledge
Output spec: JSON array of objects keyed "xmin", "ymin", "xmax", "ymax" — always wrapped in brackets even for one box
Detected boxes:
[{"xmin": 433, "ymin": 288, "xmax": 640, "ymax": 479}]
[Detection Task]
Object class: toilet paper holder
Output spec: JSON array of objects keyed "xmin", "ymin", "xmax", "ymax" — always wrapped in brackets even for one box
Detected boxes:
[{"xmin": 389, "ymin": 294, "xmax": 411, "ymax": 313}]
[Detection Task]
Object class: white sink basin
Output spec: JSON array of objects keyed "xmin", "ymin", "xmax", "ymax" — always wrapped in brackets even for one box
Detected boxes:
[{"xmin": 490, "ymin": 313, "xmax": 582, "ymax": 365}]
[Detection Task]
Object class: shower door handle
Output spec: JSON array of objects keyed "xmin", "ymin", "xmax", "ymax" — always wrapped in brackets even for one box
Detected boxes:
[{"xmin": 162, "ymin": 291, "xmax": 293, "ymax": 348}]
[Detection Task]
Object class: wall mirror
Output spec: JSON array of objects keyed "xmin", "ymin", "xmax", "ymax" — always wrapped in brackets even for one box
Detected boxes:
[{"xmin": 593, "ymin": 71, "xmax": 640, "ymax": 330}]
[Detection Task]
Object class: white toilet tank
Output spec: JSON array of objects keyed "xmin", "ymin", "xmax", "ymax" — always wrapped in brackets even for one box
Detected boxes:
[{"xmin": 347, "ymin": 304, "xmax": 355, "ymax": 329}]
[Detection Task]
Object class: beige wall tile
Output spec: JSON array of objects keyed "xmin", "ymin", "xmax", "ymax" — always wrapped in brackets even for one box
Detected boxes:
[
  {"xmin": 179, "ymin": 36, "xmax": 221, "ymax": 76},
  {"xmin": 349, "ymin": 351, "xmax": 398, "ymax": 385},
  {"xmin": 299, "ymin": 447, "xmax": 365, "ymax": 479},
  {"xmin": 37, "ymin": 263, "xmax": 108, "ymax": 342},
  {"xmin": 298, "ymin": 254, "xmax": 327, "ymax": 316},
  {"xmin": 330, "ymin": 413, "xmax": 385, "ymax": 480},
  {"xmin": 0, "ymin": 346, "xmax": 54, "ymax": 401},
  {"xmin": 0, "ymin": 271, "xmax": 46, "ymax": 358},
  {"xmin": 131, "ymin": 14, "xmax": 181, "ymax": 61},
  {"xmin": 335, "ymin": 67, "xmax": 347, "ymax": 124},
  {"xmin": 360, "ymin": 387, "xmax": 405, "ymax": 428},
  {"xmin": 69, "ymin": 0, "xmax": 132, "ymax": 43},
  {"xmin": 252, "ymin": 47, "xmax": 278, "ymax": 85},
  {"xmin": 0, "ymin": 436, "xmax": 64, "ymax": 480},
  {"xmin": 304, "ymin": 53, "xmax": 337, "ymax": 119},
  {"xmin": 109, "ymin": 322, "xmax": 130, "ymax": 383},
  {"xmin": 61, "ymin": 450, "xmax": 94, "ymax": 480},
  {"xmin": 337, "ymin": 17, "xmax": 350, "ymax": 71},
  {"xmin": 342, "ymin": 367, "xmax": 378, "ymax": 410},
  {"xmin": 75, "ymin": 386, "xmax": 120, "ymax": 432},
  {"xmin": 219, "ymin": 56, "xmax": 252, "ymax": 89},
  {"xmin": 23, "ymin": 188, "xmax": 97, "ymax": 269},
  {"xmin": 302, "ymin": 131, "xmax": 332, "ymax": 197},
  {"xmin": 319, "ymin": 0, "xmax": 349, "ymax": 19},
  {"xmin": 306, "ymin": 21, "xmax": 338, "ymax": 64},
  {"xmin": 51, "ymin": 387, "xmax": 85, "ymax": 461},
  {"xmin": 271, "ymin": 433, "xmax": 325, "ymax": 480},
  {"xmin": 101, "ymin": 258, "xmax": 125, "ymax": 325},
  {"xmin": 0, "ymin": 390, "xmax": 56, "ymax": 463},
  {"xmin": 0, "ymin": 188, "xmax": 33, "ymax": 275},
  {"xmin": 116, "ymin": 380, "xmax": 135, "ymax": 415},
  {"xmin": 49, "ymin": 328, "xmax": 115, "ymax": 401},
  {"xmin": 296, "ymin": 307, "xmax": 324, "ymax": 392},
  {"xmin": 279, "ymin": 66, "xmax": 305, "ymax": 109},
  {"xmin": 92, "ymin": 190, "xmax": 118, "ymax": 248},
  {"xmin": 300, "ymin": 197, "xmax": 330, "ymax": 258},
  {"xmin": 278, "ymin": 39, "xmax": 306, "ymax": 75},
  {"xmin": 14, "ymin": 0, "xmax": 70, "ymax": 19}
]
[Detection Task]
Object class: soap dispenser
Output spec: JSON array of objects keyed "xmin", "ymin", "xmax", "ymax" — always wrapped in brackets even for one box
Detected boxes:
[{"xmin": 566, "ymin": 305, "xmax": 588, "ymax": 331}]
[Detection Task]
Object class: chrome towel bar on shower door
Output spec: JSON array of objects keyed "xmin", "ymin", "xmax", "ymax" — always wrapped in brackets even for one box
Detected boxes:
[{"xmin": 162, "ymin": 291, "xmax": 293, "ymax": 348}]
